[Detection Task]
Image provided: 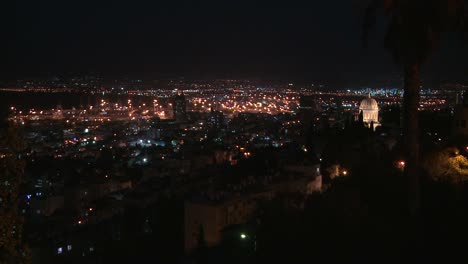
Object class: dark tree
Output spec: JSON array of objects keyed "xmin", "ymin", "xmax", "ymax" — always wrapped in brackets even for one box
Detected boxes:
[
  {"xmin": 0, "ymin": 124, "xmax": 30, "ymax": 263},
  {"xmin": 197, "ymin": 224, "xmax": 207, "ymax": 249},
  {"xmin": 363, "ymin": 0, "xmax": 467, "ymax": 215},
  {"xmin": 358, "ymin": 110, "xmax": 364, "ymax": 126}
]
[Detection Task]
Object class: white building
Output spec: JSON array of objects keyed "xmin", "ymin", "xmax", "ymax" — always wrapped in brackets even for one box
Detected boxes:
[{"xmin": 359, "ymin": 94, "xmax": 380, "ymax": 130}]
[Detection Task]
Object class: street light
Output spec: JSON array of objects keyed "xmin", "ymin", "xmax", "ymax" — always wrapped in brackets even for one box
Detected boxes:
[{"xmin": 397, "ymin": 160, "xmax": 405, "ymax": 170}]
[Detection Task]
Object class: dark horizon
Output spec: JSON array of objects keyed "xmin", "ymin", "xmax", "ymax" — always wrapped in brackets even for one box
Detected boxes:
[{"xmin": 9, "ymin": 0, "xmax": 468, "ymax": 86}]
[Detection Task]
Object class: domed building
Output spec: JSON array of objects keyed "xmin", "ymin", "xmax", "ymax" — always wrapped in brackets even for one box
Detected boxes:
[{"xmin": 359, "ymin": 94, "xmax": 380, "ymax": 130}]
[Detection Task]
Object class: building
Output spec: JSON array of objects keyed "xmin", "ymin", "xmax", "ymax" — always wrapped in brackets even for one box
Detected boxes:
[
  {"xmin": 184, "ymin": 174, "xmax": 319, "ymax": 252},
  {"xmin": 173, "ymin": 91, "xmax": 187, "ymax": 121},
  {"xmin": 453, "ymin": 91, "xmax": 468, "ymax": 136},
  {"xmin": 298, "ymin": 95, "xmax": 322, "ymax": 138},
  {"xmin": 359, "ymin": 94, "xmax": 380, "ymax": 130},
  {"xmin": 30, "ymin": 195, "xmax": 64, "ymax": 216},
  {"xmin": 184, "ymin": 191, "xmax": 274, "ymax": 252},
  {"xmin": 208, "ymin": 108, "xmax": 225, "ymax": 130},
  {"xmin": 299, "ymin": 95, "xmax": 321, "ymax": 113}
]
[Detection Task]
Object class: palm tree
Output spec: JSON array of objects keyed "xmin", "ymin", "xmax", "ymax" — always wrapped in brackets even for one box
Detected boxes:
[{"xmin": 363, "ymin": 0, "xmax": 466, "ymax": 215}]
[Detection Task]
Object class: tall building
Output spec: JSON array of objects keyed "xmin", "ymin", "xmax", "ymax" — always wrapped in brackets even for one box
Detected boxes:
[
  {"xmin": 453, "ymin": 90, "xmax": 468, "ymax": 136},
  {"xmin": 173, "ymin": 91, "xmax": 187, "ymax": 121},
  {"xmin": 298, "ymin": 95, "xmax": 321, "ymax": 120},
  {"xmin": 359, "ymin": 94, "xmax": 380, "ymax": 130},
  {"xmin": 299, "ymin": 95, "xmax": 321, "ymax": 113},
  {"xmin": 208, "ymin": 108, "xmax": 224, "ymax": 129}
]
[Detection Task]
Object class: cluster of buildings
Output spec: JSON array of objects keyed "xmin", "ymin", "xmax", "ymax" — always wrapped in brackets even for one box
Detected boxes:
[
  {"xmin": 10, "ymin": 90, "xmax": 323, "ymax": 261},
  {"xmin": 3, "ymin": 78, "xmax": 465, "ymax": 262}
]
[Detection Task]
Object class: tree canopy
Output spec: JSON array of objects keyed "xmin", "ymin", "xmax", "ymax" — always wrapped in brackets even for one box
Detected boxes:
[{"xmin": 363, "ymin": 0, "xmax": 467, "ymax": 65}]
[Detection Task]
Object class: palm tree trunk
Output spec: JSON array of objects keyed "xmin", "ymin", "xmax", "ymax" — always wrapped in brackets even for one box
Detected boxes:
[{"xmin": 403, "ymin": 63, "xmax": 421, "ymax": 216}]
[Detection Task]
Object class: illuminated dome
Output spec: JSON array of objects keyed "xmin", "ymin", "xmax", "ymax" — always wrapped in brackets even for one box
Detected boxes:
[
  {"xmin": 359, "ymin": 97, "xmax": 378, "ymax": 111},
  {"xmin": 359, "ymin": 93, "xmax": 380, "ymax": 130}
]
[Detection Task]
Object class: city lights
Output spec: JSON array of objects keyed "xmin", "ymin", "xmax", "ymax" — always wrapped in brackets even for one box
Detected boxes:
[{"xmin": 7, "ymin": 0, "xmax": 468, "ymax": 261}]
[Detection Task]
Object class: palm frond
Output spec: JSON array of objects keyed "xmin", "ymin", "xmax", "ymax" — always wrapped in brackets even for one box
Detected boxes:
[
  {"xmin": 362, "ymin": 0, "xmax": 380, "ymax": 48},
  {"xmin": 364, "ymin": 0, "xmax": 467, "ymax": 65}
]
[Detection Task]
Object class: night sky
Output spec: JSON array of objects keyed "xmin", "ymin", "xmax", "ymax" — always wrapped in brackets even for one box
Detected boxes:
[{"xmin": 10, "ymin": 0, "xmax": 468, "ymax": 87}]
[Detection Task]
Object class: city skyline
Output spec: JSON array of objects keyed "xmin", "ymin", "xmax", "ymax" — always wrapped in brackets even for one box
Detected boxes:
[{"xmin": 4, "ymin": 1, "xmax": 468, "ymax": 263}]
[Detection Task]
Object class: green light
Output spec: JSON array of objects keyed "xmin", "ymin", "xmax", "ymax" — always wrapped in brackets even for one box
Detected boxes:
[{"xmin": 240, "ymin": 233, "xmax": 247, "ymax": 239}]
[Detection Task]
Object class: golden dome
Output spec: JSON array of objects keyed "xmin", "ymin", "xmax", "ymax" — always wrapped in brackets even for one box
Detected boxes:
[{"xmin": 359, "ymin": 94, "xmax": 378, "ymax": 111}]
